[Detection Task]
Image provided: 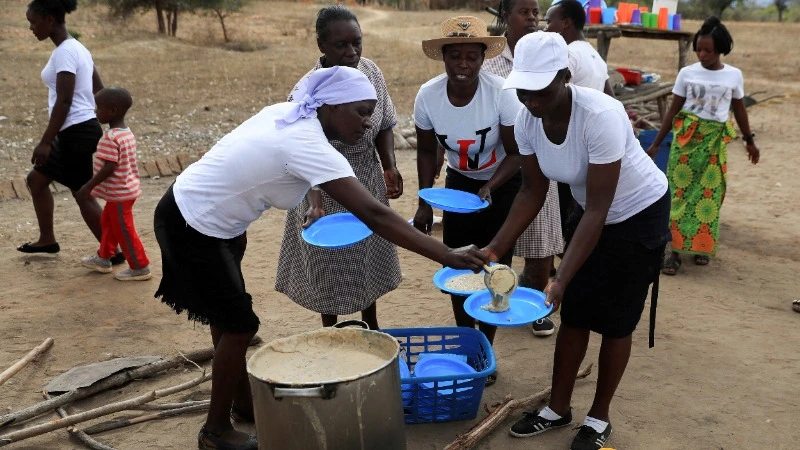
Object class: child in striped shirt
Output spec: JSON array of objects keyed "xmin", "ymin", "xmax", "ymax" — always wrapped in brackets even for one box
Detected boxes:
[{"xmin": 78, "ymin": 87, "xmax": 151, "ymax": 280}]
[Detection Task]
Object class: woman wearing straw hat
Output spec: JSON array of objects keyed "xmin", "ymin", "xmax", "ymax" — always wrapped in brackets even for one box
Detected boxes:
[
  {"xmin": 484, "ymin": 32, "xmax": 669, "ymax": 449},
  {"xmin": 412, "ymin": 15, "xmax": 522, "ymax": 386},
  {"xmin": 153, "ymin": 66, "xmax": 489, "ymax": 450}
]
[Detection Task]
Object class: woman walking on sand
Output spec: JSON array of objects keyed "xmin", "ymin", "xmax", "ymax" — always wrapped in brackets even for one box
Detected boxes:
[{"xmin": 647, "ymin": 16, "xmax": 760, "ymax": 275}]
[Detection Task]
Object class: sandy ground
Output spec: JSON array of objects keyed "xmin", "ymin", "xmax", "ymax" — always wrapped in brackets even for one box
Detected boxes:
[{"xmin": 1, "ymin": 1, "xmax": 799, "ymax": 449}]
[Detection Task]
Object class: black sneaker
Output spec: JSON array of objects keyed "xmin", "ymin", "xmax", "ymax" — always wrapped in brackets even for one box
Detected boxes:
[
  {"xmin": 110, "ymin": 252, "xmax": 126, "ymax": 265},
  {"xmin": 509, "ymin": 408, "xmax": 572, "ymax": 438},
  {"xmin": 570, "ymin": 423, "xmax": 613, "ymax": 450},
  {"xmin": 531, "ymin": 317, "xmax": 555, "ymax": 337}
]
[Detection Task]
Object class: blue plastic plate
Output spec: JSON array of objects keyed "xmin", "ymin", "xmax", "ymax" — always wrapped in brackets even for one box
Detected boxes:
[
  {"xmin": 463, "ymin": 287, "xmax": 552, "ymax": 327},
  {"xmin": 301, "ymin": 212, "xmax": 372, "ymax": 249},
  {"xmin": 414, "ymin": 355, "xmax": 477, "ymax": 395},
  {"xmin": 433, "ymin": 266, "xmax": 486, "ymax": 296},
  {"xmin": 418, "ymin": 188, "xmax": 489, "ymax": 213}
]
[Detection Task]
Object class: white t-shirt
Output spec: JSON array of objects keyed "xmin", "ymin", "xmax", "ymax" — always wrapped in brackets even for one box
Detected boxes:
[
  {"xmin": 568, "ymin": 41, "xmax": 609, "ymax": 92},
  {"xmin": 673, "ymin": 62, "xmax": 744, "ymax": 123},
  {"xmin": 414, "ymin": 71, "xmax": 521, "ymax": 181},
  {"xmin": 173, "ymin": 103, "xmax": 355, "ymax": 239},
  {"xmin": 41, "ymin": 38, "xmax": 96, "ymax": 130},
  {"xmin": 515, "ymin": 85, "xmax": 667, "ymax": 224}
]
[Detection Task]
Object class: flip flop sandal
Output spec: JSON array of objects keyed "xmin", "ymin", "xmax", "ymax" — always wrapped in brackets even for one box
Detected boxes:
[
  {"xmin": 792, "ymin": 299, "xmax": 800, "ymax": 313},
  {"xmin": 198, "ymin": 427, "xmax": 257, "ymax": 450},
  {"xmin": 17, "ymin": 242, "xmax": 60, "ymax": 254},
  {"xmin": 661, "ymin": 254, "xmax": 681, "ymax": 276},
  {"xmin": 694, "ymin": 255, "xmax": 710, "ymax": 266}
]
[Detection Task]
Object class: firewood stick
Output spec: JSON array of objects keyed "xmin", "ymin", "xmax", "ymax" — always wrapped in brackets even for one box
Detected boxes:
[
  {"xmin": 84, "ymin": 402, "xmax": 210, "ymax": 435},
  {"xmin": 0, "ymin": 372, "xmax": 211, "ymax": 446},
  {"xmin": 443, "ymin": 364, "xmax": 593, "ymax": 450},
  {"xmin": 133, "ymin": 400, "xmax": 209, "ymax": 411},
  {"xmin": 0, "ymin": 338, "xmax": 54, "ymax": 386},
  {"xmin": 43, "ymin": 392, "xmax": 115, "ymax": 450},
  {"xmin": 0, "ymin": 347, "xmax": 215, "ymax": 429}
]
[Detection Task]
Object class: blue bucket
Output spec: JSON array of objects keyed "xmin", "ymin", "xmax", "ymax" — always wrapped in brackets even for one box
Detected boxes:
[{"xmin": 637, "ymin": 130, "xmax": 672, "ymax": 173}]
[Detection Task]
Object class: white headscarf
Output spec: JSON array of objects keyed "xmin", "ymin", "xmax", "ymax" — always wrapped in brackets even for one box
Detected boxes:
[{"xmin": 276, "ymin": 66, "xmax": 377, "ymax": 129}]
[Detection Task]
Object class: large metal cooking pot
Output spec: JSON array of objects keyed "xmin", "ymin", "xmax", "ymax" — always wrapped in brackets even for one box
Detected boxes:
[{"xmin": 246, "ymin": 321, "xmax": 406, "ymax": 450}]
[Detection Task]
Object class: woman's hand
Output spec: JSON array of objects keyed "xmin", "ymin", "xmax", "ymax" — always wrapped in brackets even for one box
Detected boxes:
[
  {"xmin": 543, "ymin": 278, "xmax": 566, "ymax": 312},
  {"xmin": 746, "ymin": 142, "xmax": 760, "ymax": 165},
  {"xmin": 645, "ymin": 144, "xmax": 659, "ymax": 159},
  {"xmin": 413, "ymin": 203, "xmax": 434, "ymax": 235},
  {"xmin": 477, "ymin": 184, "xmax": 493, "ymax": 205},
  {"xmin": 302, "ymin": 205, "xmax": 326, "ymax": 228},
  {"xmin": 31, "ymin": 142, "xmax": 52, "ymax": 166},
  {"xmin": 383, "ymin": 167, "xmax": 404, "ymax": 199},
  {"xmin": 441, "ymin": 245, "xmax": 489, "ymax": 271},
  {"xmin": 75, "ymin": 184, "xmax": 92, "ymax": 202}
]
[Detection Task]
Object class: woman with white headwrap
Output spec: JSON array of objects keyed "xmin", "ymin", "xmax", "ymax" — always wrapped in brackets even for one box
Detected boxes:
[{"xmin": 153, "ymin": 66, "xmax": 489, "ymax": 450}]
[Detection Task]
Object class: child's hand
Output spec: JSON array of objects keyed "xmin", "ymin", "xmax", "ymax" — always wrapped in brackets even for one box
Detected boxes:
[
  {"xmin": 75, "ymin": 185, "xmax": 92, "ymax": 202},
  {"xmin": 746, "ymin": 142, "xmax": 760, "ymax": 165}
]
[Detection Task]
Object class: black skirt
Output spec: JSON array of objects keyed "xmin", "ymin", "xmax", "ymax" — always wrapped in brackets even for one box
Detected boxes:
[{"xmin": 153, "ymin": 185, "xmax": 260, "ymax": 334}]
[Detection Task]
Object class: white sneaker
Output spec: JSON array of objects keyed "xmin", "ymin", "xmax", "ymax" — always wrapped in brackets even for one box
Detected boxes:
[
  {"xmin": 531, "ymin": 317, "xmax": 555, "ymax": 337},
  {"xmin": 82, "ymin": 255, "xmax": 112, "ymax": 274},
  {"xmin": 115, "ymin": 266, "xmax": 152, "ymax": 281}
]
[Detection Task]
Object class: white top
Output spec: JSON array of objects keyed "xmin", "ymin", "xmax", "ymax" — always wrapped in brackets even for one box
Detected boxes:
[
  {"xmin": 673, "ymin": 62, "xmax": 744, "ymax": 123},
  {"xmin": 414, "ymin": 71, "xmax": 521, "ymax": 181},
  {"xmin": 568, "ymin": 41, "xmax": 609, "ymax": 92},
  {"xmin": 41, "ymin": 38, "xmax": 96, "ymax": 130},
  {"xmin": 173, "ymin": 103, "xmax": 355, "ymax": 239},
  {"xmin": 515, "ymin": 85, "xmax": 667, "ymax": 224}
]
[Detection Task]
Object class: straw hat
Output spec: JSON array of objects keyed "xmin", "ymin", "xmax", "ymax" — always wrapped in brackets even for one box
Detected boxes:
[{"xmin": 422, "ymin": 16, "xmax": 506, "ymax": 61}]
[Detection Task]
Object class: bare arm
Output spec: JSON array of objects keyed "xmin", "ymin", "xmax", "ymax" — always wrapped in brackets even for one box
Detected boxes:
[
  {"xmin": 319, "ymin": 176, "xmax": 488, "ymax": 270},
  {"xmin": 646, "ymin": 94, "xmax": 686, "ymax": 158},
  {"xmin": 544, "ymin": 160, "xmax": 620, "ymax": 310},
  {"xmin": 477, "ymin": 125, "xmax": 520, "ymax": 203},
  {"xmin": 375, "ymin": 127, "xmax": 403, "ymax": 199},
  {"xmin": 32, "ymin": 71, "xmax": 75, "ymax": 166},
  {"xmin": 730, "ymin": 98, "xmax": 760, "ymax": 164},
  {"xmin": 412, "ymin": 126, "xmax": 439, "ymax": 234},
  {"xmin": 92, "ymin": 66, "xmax": 104, "ymax": 94},
  {"xmin": 484, "ymin": 153, "xmax": 550, "ymax": 258},
  {"xmin": 302, "ymin": 189, "xmax": 325, "ymax": 228}
]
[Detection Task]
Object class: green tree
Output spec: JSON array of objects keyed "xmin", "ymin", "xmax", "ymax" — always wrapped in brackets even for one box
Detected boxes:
[
  {"xmin": 775, "ymin": 0, "xmax": 789, "ymax": 21},
  {"xmin": 194, "ymin": 0, "xmax": 247, "ymax": 42},
  {"xmin": 102, "ymin": 0, "xmax": 186, "ymax": 36}
]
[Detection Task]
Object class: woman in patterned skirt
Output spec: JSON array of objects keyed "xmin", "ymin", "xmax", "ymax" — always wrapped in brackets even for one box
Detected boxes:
[
  {"xmin": 275, "ymin": 5, "xmax": 402, "ymax": 330},
  {"xmin": 646, "ymin": 16, "xmax": 760, "ymax": 275}
]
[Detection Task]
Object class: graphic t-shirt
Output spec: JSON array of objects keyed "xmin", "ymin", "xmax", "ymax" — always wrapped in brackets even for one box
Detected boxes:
[
  {"xmin": 515, "ymin": 85, "xmax": 667, "ymax": 224},
  {"xmin": 41, "ymin": 38, "xmax": 96, "ymax": 130},
  {"xmin": 673, "ymin": 62, "xmax": 744, "ymax": 123},
  {"xmin": 92, "ymin": 128, "xmax": 141, "ymax": 202},
  {"xmin": 414, "ymin": 71, "xmax": 522, "ymax": 181}
]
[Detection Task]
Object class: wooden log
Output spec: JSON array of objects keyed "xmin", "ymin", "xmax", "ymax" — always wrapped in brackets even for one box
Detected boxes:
[
  {"xmin": 0, "ymin": 347, "xmax": 214, "ymax": 429},
  {"xmin": 443, "ymin": 364, "xmax": 593, "ymax": 450},
  {"xmin": 84, "ymin": 402, "xmax": 209, "ymax": 435},
  {"xmin": 43, "ymin": 392, "xmax": 115, "ymax": 450},
  {"xmin": 134, "ymin": 400, "xmax": 209, "ymax": 411},
  {"xmin": 0, "ymin": 373, "xmax": 211, "ymax": 446},
  {"xmin": 0, "ymin": 338, "xmax": 54, "ymax": 386}
]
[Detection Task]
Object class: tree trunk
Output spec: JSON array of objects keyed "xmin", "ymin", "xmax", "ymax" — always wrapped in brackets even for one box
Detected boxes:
[
  {"xmin": 155, "ymin": 0, "xmax": 165, "ymax": 34},
  {"xmin": 171, "ymin": 8, "xmax": 178, "ymax": 37},
  {"xmin": 215, "ymin": 10, "xmax": 230, "ymax": 42},
  {"xmin": 778, "ymin": 9, "xmax": 783, "ymax": 22}
]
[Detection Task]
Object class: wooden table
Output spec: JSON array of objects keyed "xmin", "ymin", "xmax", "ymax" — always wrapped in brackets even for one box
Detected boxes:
[{"xmin": 584, "ymin": 25, "xmax": 693, "ymax": 72}]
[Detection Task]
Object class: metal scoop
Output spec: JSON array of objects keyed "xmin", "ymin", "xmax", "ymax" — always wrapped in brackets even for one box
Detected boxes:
[{"xmin": 481, "ymin": 264, "xmax": 517, "ymax": 313}]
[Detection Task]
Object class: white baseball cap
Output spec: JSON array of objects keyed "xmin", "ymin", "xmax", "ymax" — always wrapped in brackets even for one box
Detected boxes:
[{"xmin": 503, "ymin": 32, "xmax": 569, "ymax": 92}]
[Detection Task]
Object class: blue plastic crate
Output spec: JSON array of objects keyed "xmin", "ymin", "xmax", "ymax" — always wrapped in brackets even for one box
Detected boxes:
[
  {"xmin": 383, "ymin": 327, "xmax": 496, "ymax": 424},
  {"xmin": 637, "ymin": 129, "xmax": 672, "ymax": 174}
]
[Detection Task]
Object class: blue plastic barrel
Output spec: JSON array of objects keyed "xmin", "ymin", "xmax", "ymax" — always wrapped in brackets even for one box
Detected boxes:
[{"xmin": 637, "ymin": 130, "xmax": 672, "ymax": 173}]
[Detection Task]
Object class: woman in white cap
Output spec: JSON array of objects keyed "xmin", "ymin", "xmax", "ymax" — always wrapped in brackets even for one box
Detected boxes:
[
  {"xmin": 412, "ymin": 15, "xmax": 522, "ymax": 386},
  {"xmin": 484, "ymin": 32, "xmax": 670, "ymax": 449},
  {"xmin": 153, "ymin": 66, "xmax": 488, "ymax": 450}
]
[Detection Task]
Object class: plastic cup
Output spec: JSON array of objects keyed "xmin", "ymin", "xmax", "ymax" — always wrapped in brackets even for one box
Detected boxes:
[
  {"xmin": 667, "ymin": 13, "xmax": 675, "ymax": 30},
  {"xmin": 603, "ymin": 7, "xmax": 617, "ymax": 24},
  {"xmin": 589, "ymin": 7, "xmax": 602, "ymax": 24},
  {"xmin": 630, "ymin": 8, "xmax": 642, "ymax": 26},
  {"xmin": 658, "ymin": 7, "xmax": 669, "ymax": 29},
  {"xmin": 672, "ymin": 13, "xmax": 681, "ymax": 31}
]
